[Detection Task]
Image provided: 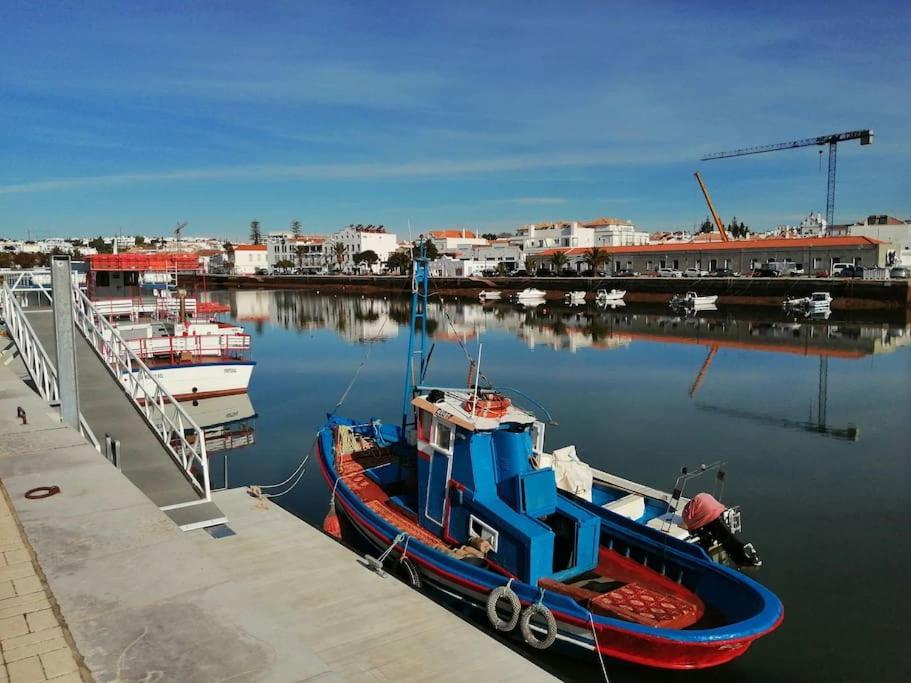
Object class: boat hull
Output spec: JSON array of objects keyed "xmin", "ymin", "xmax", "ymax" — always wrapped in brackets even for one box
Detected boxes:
[
  {"xmin": 317, "ymin": 431, "xmax": 782, "ymax": 670},
  {"xmin": 124, "ymin": 361, "xmax": 254, "ymax": 401}
]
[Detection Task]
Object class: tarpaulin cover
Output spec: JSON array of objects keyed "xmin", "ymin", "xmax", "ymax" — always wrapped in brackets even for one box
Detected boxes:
[{"xmin": 682, "ymin": 492, "xmax": 725, "ymax": 531}]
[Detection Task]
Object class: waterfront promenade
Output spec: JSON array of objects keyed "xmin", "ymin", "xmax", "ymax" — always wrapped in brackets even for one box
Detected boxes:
[{"xmin": 0, "ymin": 363, "xmax": 554, "ymax": 682}]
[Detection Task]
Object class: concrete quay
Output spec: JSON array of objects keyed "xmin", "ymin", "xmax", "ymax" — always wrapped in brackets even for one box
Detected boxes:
[{"xmin": 0, "ymin": 364, "xmax": 554, "ymax": 682}]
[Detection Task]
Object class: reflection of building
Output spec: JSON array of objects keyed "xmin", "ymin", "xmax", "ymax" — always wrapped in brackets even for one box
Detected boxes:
[
  {"xmin": 232, "ymin": 290, "xmax": 273, "ymax": 323},
  {"xmin": 271, "ymin": 294, "xmax": 399, "ymax": 343}
]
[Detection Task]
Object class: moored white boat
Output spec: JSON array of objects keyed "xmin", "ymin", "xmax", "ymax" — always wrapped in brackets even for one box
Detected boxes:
[
  {"xmin": 127, "ymin": 360, "xmax": 254, "ymax": 401},
  {"xmin": 478, "ymin": 290, "xmax": 501, "ymax": 300},
  {"xmin": 785, "ymin": 291, "xmax": 832, "ymax": 314},
  {"xmin": 564, "ymin": 290, "xmax": 586, "ymax": 304},
  {"xmin": 515, "ymin": 287, "xmax": 547, "ymax": 300},
  {"xmin": 670, "ymin": 292, "xmax": 718, "ymax": 308},
  {"xmin": 596, "ymin": 288, "xmax": 626, "ymax": 302}
]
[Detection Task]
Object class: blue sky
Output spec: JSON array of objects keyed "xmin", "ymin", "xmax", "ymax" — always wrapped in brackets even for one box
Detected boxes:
[{"xmin": 2, "ymin": 1, "xmax": 908, "ymax": 240}]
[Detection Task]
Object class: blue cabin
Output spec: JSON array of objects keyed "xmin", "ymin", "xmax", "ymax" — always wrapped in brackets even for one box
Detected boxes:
[{"xmin": 412, "ymin": 391, "xmax": 600, "ymax": 585}]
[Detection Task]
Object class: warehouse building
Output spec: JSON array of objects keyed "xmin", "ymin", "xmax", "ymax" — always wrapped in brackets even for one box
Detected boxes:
[{"xmin": 527, "ymin": 236, "xmax": 888, "ymax": 274}]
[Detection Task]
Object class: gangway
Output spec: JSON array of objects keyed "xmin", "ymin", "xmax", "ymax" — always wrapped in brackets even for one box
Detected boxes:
[{"xmin": 1, "ymin": 273, "xmax": 225, "ymax": 530}]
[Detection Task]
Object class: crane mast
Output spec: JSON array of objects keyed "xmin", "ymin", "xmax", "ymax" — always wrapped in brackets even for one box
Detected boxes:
[
  {"xmin": 702, "ymin": 129, "xmax": 873, "ymax": 228},
  {"xmin": 693, "ymin": 172, "xmax": 729, "ymax": 242}
]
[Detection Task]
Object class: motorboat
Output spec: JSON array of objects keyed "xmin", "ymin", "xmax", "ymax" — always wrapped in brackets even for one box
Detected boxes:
[
  {"xmin": 478, "ymin": 291, "xmax": 502, "ymax": 301},
  {"xmin": 784, "ymin": 291, "xmax": 832, "ymax": 314},
  {"xmin": 565, "ymin": 291, "xmax": 587, "ymax": 305},
  {"xmin": 670, "ymin": 292, "xmax": 718, "ymax": 309},
  {"xmin": 596, "ymin": 289, "xmax": 626, "ymax": 303},
  {"xmin": 515, "ymin": 287, "xmax": 547, "ymax": 301},
  {"xmin": 317, "ymin": 242, "xmax": 782, "ymax": 669}
]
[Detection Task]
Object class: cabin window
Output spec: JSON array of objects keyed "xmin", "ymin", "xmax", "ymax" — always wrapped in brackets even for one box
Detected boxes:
[
  {"xmin": 95, "ymin": 272, "xmax": 110, "ymax": 287},
  {"xmin": 123, "ymin": 271, "xmax": 139, "ymax": 286},
  {"xmin": 469, "ymin": 515, "xmax": 499, "ymax": 552},
  {"xmin": 530, "ymin": 421, "xmax": 546, "ymax": 454},
  {"xmin": 430, "ymin": 417, "xmax": 455, "ymax": 455}
]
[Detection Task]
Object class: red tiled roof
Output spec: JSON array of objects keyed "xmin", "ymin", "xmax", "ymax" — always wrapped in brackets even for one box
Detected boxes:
[
  {"xmin": 531, "ymin": 236, "xmax": 884, "ymax": 257},
  {"xmin": 230, "ymin": 244, "xmax": 267, "ymax": 251},
  {"xmin": 430, "ymin": 230, "xmax": 479, "ymax": 239}
]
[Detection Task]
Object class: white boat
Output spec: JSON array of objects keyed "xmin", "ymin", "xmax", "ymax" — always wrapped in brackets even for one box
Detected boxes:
[
  {"xmin": 596, "ymin": 288, "xmax": 626, "ymax": 302},
  {"xmin": 564, "ymin": 290, "xmax": 587, "ymax": 304},
  {"xmin": 515, "ymin": 287, "xmax": 547, "ymax": 301},
  {"xmin": 127, "ymin": 360, "xmax": 254, "ymax": 401},
  {"xmin": 478, "ymin": 290, "xmax": 501, "ymax": 300},
  {"xmin": 670, "ymin": 291, "xmax": 718, "ymax": 308},
  {"xmin": 785, "ymin": 291, "xmax": 832, "ymax": 313}
]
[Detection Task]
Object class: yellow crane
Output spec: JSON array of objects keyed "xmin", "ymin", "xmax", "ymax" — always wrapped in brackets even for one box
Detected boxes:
[{"xmin": 693, "ymin": 171, "xmax": 729, "ymax": 242}]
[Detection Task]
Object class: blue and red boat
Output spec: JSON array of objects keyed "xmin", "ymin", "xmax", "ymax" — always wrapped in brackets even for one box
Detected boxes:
[{"xmin": 317, "ymin": 243, "xmax": 782, "ymax": 670}]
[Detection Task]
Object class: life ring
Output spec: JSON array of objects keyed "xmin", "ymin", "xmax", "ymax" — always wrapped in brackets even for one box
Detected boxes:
[
  {"xmin": 24, "ymin": 486, "xmax": 61, "ymax": 500},
  {"xmin": 519, "ymin": 603, "xmax": 558, "ymax": 649},
  {"xmin": 486, "ymin": 584, "xmax": 521, "ymax": 631},
  {"xmin": 464, "ymin": 393, "xmax": 511, "ymax": 418},
  {"xmin": 397, "ymin": 557, "xmax": 423, "ymax": 590}
]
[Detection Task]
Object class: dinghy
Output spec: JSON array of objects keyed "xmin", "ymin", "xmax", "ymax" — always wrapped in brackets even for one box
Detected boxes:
[
  {"xmin": 317, "ymin": 242, "xmax": 782, "ymax": 669},
  {"xmin": 596, "ymin": 289, "xmax": 626, "ymax": 303},
  {"xmin": 784, "ymin": 291, "xmax": 832, "ymax": 314},
  {"xmin": 670, "ymin": 292, "xmax": 718, "ymax": 309},
  {"xmin": 478, "ymin": 291, "xmax": 501, "ymax": 301},
  {"xmin": 565, "ymin": 291, "xmax": 587, "ymax": 304},
  {"xmin": 515, "ymin": 287, "xmax": 547, "ymax": 301}
]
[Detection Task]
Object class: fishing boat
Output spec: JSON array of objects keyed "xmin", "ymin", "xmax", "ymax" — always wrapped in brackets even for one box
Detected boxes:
[
  {"xmin": 565, "ymin": 291, "xmax": 587, "ymax": 305},
  {"xmin": 670, "ymin": 292, "xmax": 718, "ymax": 309},
  {"xmin": 596, "ymin": 289, "xmax": 626, "ymax": 303},
  {"xmin": 317, "ymin": 243, "xmax": 782, "ymax": 669},
  {"xmin": 515, "ymin": 287, "xmax": 547, "ymax": 301},
  {"xmin": 478, "ymin": 291, "xmax": 502, "ymax": 301}
]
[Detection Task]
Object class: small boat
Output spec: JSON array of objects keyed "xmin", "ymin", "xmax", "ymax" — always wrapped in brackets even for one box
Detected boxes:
[
  {"xmin": 515, "ymin": 287, "xmax": 547, "ymax": 301},
  {"xmin": 784, "ymin": 291, "xmax": 832, "ymax": 313},
  {"xmin": 318, "ymin": 242, "xmax": 782, "ymax": 669},
  {"xmin": 596, "ymin": 289, "xmax": 626, "ymax": 303},
  {"xmin": 478, "ymin": 291, "xmax": 501, "ymax": 301},
  {"xmin": 670, "ymin": 292, "xmax": 718, "ymax": 308},
  {"xmin": 565, "ymin": 291, "xmax": 587, "ymax": 305}
]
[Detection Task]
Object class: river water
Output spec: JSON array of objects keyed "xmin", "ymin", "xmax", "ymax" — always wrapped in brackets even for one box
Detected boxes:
[{"xmin": 202, "ymin": 289, "xmax": 910, "ymax": 682}]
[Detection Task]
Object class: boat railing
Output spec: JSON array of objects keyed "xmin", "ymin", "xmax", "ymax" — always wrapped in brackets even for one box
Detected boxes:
[
  {"xmin": 69, "ymin": 282, "xmax": 211, "ymax": 500},
  {"xmin": 0, "ymin": 280, "xmax": 101, "ymax": 452},
  {"xmin": 124, "ymin": 333, "xmax": 251, "ymax": 362},
  {"xmin": 92, "ymin": 296, "xmax": 198, "ymax": 319}
]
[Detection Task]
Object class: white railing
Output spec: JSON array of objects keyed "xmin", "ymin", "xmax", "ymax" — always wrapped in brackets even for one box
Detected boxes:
[
  {"xmin": 92, "ymin": 296, "xmax": 197, "ymax": 319},
  {"xmin": 69, "ymin": 283, "xmax": 211, "ymax": 500},
  {"xmin": 124, "ymin": 333, "xmax": 250, "ymax": 360},
  {"xmin": 0, "ymin": 281, "xmax": 101, "ymax": 451}
]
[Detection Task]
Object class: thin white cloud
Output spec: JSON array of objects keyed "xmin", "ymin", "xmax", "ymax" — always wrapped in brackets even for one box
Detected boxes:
[
  {"xmin": 0, "ymin": 150, "xmax": 691, "ymax": 195},
  {"xmin": 492, "ymin": 197, "xmax": 567, "ymax": 206}
]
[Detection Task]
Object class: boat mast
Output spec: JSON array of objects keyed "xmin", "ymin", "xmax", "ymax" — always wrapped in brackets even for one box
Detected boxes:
[{"xmin": 401, "ymin": 237, "xmax": 430, "ymax": 433}]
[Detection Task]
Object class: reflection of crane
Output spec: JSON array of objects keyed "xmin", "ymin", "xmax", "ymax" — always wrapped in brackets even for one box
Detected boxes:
[
  {"xmin": 688, "ymin": 342, "xmax": 858, "ymax": 441},
  {"xmin": 703, "ymin": 130, "xmax": 873, "ymax": 228},
  {"xmin": 693, "ymin": 173, "xmax": 729, "ymax": 242}
]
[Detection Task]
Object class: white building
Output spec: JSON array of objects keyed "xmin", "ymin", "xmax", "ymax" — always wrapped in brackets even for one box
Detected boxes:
[
  {"xmin": 330, "ymin": 225, "xmax": 397, "ymax": 273},
  {"xmin": 828, "ymin": 215, "xmax": 911, "ymax": 266},
  {"xmin": 428, "ymin": 257, "xmax": 488, "ymax": 278},
  {"xmin": 513, "ymin": 221, "xmax": 595, "ymax": 253},
  {"xmin": 427, "ymin": 229, "xmax": 488, "ymax": 255},
  {"xmin": 585, "ymin": 217, "xmax": 650, "ymax": 247},
  {"xmin": 467, "ymin": 240, "xmax": 524, "ymax": 271},
  {"xmin": 227, "ymin": 244, "xmax": 268, "ymax": 275},
  {"xmin": 266, "ymin": 233, "xmax": 327, "ymax": 272}
]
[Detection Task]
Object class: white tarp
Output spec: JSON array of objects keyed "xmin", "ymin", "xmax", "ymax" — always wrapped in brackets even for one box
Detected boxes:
[{"xmin": 535, "ymin": 445, "xmax": 593, "ymax": 502}]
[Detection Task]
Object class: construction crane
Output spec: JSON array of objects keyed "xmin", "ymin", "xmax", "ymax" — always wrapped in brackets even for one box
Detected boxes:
[
  {"xmin": 693, "ymin": 172, "xmax": 729, "ymax": 242},
  {"xmin": 174, "ymin": 221, "xmax": 188, "ymax": 243},
  {"xmin": 702, "ymin": 129, "xmax": 873, "ymax": 229}
]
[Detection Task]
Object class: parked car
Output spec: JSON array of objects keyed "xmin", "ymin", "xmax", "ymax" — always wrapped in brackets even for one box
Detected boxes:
[
  {"xmin": 831, "ymin": 263, "xmax": 855, "ymax": 277},
  {"xmin": 614, "ymin": 269, "xmax": 639, "ymax": 277},
  {"xmin": 535, "ymin": 268, "xmax": 556, "ymax": 277},
  {"xmin": 580, "ymin": 269, "xmax": 607, "ymax": 277},
  {"xmin": 683, "ymin": 267, "xmax": 709, "ymax": 278},
  {"xmin": 890, "ymin": 266, "xmax": 910, "ymax": 279},
  {"xmin": 559, "ymin": 269, "xmax": 581, "ymax": 277},
  {"xmin": 752, "ymin": 268, "xmax": 781, "ymax": 278},
  {"xmin": 709, "ymin": 268, "xmax": 739, "ymax": 278},
  {"xmin": 481, "ymin": 269, "xmax": 498, "ymax": 277},
  {"xmin": 656, "ymin": 268, "xmax": 683, "ymax": 278},
  {"xmin": 512, "ymin": 269, "xmax": 529, "ymax": 277},
  {"xmin": 254, "ymin": 267, "xmax": 269, "ymax": 275}
]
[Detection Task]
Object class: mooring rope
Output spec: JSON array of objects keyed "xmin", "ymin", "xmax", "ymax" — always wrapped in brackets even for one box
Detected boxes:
[{"xmin": 589, "ymin": 612, "xmax": 610, "ymax": 683}]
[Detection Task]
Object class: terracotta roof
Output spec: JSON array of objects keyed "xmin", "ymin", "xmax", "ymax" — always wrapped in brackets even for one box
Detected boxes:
[
  {"xmin": 530, "ymin": 236, "xmax": 884, "ymax": 257},
  {"xmin": 429, "ymin": 230, "xmax": 478, "ymax": 239},
  {"xmin": 230, "ymin": 244, "xmax": 267, "ymax": 251},
  {"xmin": 195, "ymin": 249, "xmax": 222, "ymax": 256},
  {"xmin": 582, "ymin": 216, "xmax": 633, "ymax": 227}
]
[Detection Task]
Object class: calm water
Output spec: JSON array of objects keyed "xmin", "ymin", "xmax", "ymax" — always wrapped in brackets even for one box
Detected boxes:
[{"xmin": 204, "ymin": 289, "xmax": 910, "ymax": 682}]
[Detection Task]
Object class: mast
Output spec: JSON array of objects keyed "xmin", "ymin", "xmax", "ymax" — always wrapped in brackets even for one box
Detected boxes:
[{"xmin": 401, "ymin": 237, "xmax": 430, "ymax": 433}]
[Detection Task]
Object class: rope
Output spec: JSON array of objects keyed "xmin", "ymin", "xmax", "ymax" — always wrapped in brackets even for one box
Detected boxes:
[
  {"xmin": 399, "ymin": 535, "xmax": 411, "ymax": 562},
  {"xmin": 377, "ymin": 533, "xmax": 407, "ymax": 565},
  {"xmin": 248, "ymin": 435, "xmax": 317, "ymax": 499},
  {"xmin": 589, "ymin": 612, "xmax": 611, "ymax": 683}
]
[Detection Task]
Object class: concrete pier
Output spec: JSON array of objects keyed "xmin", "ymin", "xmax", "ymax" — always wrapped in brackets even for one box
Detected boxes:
[{"xmin": 0, "ymin": 364, "xmax": 554, "ymax": 682}]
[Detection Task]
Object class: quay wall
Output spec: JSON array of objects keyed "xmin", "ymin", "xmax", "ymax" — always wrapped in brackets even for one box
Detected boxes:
[{"xmin": 187, "ymin": 274, "xmax": 911, "ymax": 309}]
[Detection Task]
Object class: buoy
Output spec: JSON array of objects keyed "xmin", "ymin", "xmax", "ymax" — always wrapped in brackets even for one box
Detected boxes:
[{"xmin": 322, "ymin": 502, "xmax": 342, "ymax": 539}]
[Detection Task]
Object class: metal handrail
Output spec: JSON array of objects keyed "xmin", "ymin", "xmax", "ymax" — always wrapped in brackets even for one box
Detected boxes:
[
  {"xmin": 0, "ymin": 282, "xmax": 101, "ymax": 451},
  {"xmin": 69, "ymin": 283, "xmax": 211, "ymax": 499}
]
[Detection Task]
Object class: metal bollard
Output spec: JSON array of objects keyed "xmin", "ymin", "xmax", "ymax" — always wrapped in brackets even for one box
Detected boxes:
[{"xmin": 16, "ymin": 406, "xmax": 27, "ymax": 425}]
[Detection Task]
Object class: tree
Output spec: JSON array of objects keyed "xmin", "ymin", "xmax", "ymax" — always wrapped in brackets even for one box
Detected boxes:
[
  {"xmin": 134, "ymin": 235, "xmax": 145, "ymax": 245},
  {"xmin": 250, "ymin": 220, "xmax": 262, "ymax": 245},
  {"xmin": 88, "ymin": 236, "xmax": 112, "ymax": 253},
  {"xmin": 582, "ymin": 247, "xmax": 607, "ymax": 272},
  {"xmin": 72, "ymin": 249, "xmax": 83, "ymax": 260},
  {"xmin": 496, "ymin": 262, "xmax": 510, "ymax": 276},
  {"xmin": 291, "ymin": 220, "xmax": 302, "ymax": 237},
  {"xmin": 481, "ymin": 233, "xmax": 498, "ymax": 241},
  {"xmin": 699, "ymin": 217, "xmax": 714, "ymax": 234},
  {"xmin": 274, "ymin": 259, "xmax": 295, "ymax": 272},
  {"xmin": 550, "ymin": 252, "xmax": 568, "ymax": 273},
  {"xmin": 353, "ymin": 250, "xmax": 379, "ymax": 271},
  {"xmin": 13, "ymin": 252, "xmax": 37, "ymax": 268},
  {"xmin": 387, "ymin": 251, "xmax": 412, "ymax": 274},
  {"xmin": 422, "ymin": 238, "xmax": 439, "ymax": 260},
  {"xmin": 0, "ymin": 252, "xmax": 14, "ymax": 268},
  {"xmin": 332, "ymin": 242, "xmax": 346, "ymax": 272},
  {"xmin": 295, "ymin": 245, "xmax": 307, "ymax": 269}
]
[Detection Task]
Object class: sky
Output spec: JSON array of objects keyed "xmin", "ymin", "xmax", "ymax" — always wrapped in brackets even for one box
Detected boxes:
[{"xmin": 1, "ymin": 0, "xmax": 909, "ymax": 240}]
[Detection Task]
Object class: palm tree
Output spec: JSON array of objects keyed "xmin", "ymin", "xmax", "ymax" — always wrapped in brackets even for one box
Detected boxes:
[
  {"xmin": 295, "ymin": 245, "xmax": 306, "ymax": 270},
  {"xmin": 332, "ymin": 242, "xmax": 347, "ymax": 272},
  {"xmin": 583, "ymin": 247, "xmax": 606, "ymax": 273},
  {"xmin": 550, "ymin": 251, "xmax": 568, "ymax": 274},
  {"xmin": 249, "ymin": 220, "xmax": 262, "ymax": 245},
  {"xmin": 291, "ymin": 220, "xmax": 302, "ymax": 237}
]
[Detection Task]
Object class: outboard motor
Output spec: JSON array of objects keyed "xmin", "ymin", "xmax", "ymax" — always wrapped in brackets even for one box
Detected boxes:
[{"xmin": 683, "ymin": 493, "xmax": 762, "ymax": 568}]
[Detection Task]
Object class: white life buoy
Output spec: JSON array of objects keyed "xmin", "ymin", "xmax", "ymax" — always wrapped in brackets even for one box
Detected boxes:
[
  {"xmin": 520, "ymin": 603, "xmax": 558, "ymax": 649},
  {"xmin": 486, "ymin": 584, "xmax": 521, "ymax": 631}
]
